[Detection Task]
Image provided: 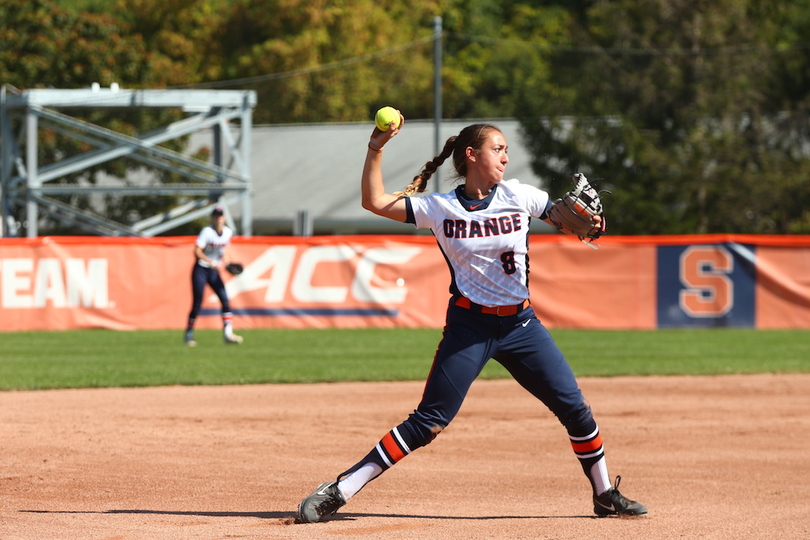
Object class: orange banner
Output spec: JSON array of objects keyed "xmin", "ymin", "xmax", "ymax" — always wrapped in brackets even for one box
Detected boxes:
[
  {"xmin": 755, "ymin": 245, "xmax": 810, "ymax": 328},
  {"xmin": 1, "ymin": 235, "xmax": 809, "ymax": 331}
]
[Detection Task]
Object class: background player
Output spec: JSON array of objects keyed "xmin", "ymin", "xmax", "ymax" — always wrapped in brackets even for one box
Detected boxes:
[
  {"xmin": 184, "ymin": 205, "xmax": 243, "ymax": 346},
  {"xmin": 297, "ymin": 114, "xmax": 646, "ymax": 522}
]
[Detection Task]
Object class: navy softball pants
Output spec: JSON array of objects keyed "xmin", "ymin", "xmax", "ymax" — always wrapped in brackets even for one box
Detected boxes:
[
  {"xmin": 400, "ymin": 302, "xmax": 593, "ymax": 451},
  {"xmin": 188, "ymin": 263, "xmax": 231, "ymax": 319}
]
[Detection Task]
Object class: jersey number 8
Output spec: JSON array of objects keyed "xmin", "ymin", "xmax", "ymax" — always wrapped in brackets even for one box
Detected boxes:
[{"xmin": 500, "ymin": 251, "xmax": 517, "ymax": 275}]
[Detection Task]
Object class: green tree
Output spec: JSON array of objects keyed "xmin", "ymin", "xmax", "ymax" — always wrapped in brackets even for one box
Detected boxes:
[
  {"xmin": 518, "ymin": 0, "xmax": 810, "ymax": 234},
  {"xmin": 440, "ymin": 2, "xmax": 569, "ymax": 119},
  {"xmin": 204, "ymin": 0, "xmax": 441, "ymax": 123},
  {"xmin": 0, "ymin": 0, "xmax": 151, "ymax": 88},
  {"xmin": 143, "ymin": 0, "xmax": 563, "ymax": 125},
  {"xmin": 19, "ymin": 0, "xmax": 810, "ymax": 234},
  {"xmin": 1, "ymin": 0, "xmax": 203, "ymax": 236},
  {"xmin": 115, "ymin": 0, "xmax": 230, "ymax": 86}
]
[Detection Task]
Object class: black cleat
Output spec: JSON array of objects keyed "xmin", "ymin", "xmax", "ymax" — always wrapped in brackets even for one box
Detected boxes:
[
  {"xmin": 593, "ymin": 476, "xmax": 648, "ymax": 517},
  {"xmin": 298, "ymin": 481, "xmax": 346, "ymax": 523}
]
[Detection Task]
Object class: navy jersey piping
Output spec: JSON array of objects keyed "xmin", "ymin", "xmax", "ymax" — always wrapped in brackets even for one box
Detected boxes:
[{"xmin": 405, "ymin": 198, "xmax": 415, "ymax": 224}]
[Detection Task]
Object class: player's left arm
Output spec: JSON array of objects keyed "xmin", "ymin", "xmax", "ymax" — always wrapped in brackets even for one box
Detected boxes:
[{"xmin": 221, "ymin": 236, "xmax": 245, "ymax": 275}]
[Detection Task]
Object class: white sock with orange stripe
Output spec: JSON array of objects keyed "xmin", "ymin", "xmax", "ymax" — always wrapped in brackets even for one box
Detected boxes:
[
  {"xmin": 337, "ymin": 462, "xmax": 383, "ymax": 500},
  {"xmin": 336, "ymin": 427, "xmax": 413, "ymax": 501},
  {"xmin": 590, "ymin": 457, "xmax": 611, "ymax": 495},
  {"xmin": 222, "ymin": 312, "xmax": 234, "ymax": 336},
  {"xmin": 570, "ymin": 424, "xmax": 611, "ymax": 495}
]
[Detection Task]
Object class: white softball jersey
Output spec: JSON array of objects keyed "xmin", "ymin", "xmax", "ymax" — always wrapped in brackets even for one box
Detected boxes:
[
  {"xmin": 408, "ymin": 178, "xmax": 550, "ymax": 307},
  {"xmin": 195, "ymin": 225, "xmax": 233, "ymax": 268}
]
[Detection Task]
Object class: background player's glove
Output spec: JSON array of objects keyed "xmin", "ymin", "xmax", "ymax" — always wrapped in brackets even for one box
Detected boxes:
[
  {"xmin": 225, "ymin": 262, "xmax": 244, "ymax": 275},
  {"xmin": 546, "ymin": 173, "xmax": 607, "ymax": 245}
]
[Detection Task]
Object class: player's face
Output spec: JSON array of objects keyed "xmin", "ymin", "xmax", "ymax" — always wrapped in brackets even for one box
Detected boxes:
[{"xmin": 472, "ymin": 131, "xmax": 509, "ymax": 184}]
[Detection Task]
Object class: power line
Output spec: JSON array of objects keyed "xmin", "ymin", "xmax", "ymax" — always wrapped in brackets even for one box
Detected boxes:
[
  {"xmin": 181, "ymin": 35, "xmax": 434, "ymax": 90},
  {"xmin": 176, "ymin": 31, "xmax": 810, "ymax": 91}
]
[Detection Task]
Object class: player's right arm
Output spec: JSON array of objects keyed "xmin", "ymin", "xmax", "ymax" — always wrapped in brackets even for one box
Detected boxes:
[
  {"xmin": 361, "ymin": 112, "xmax": 408, "ymax": 223},
  {"xmin": 193, "ymin": 230, "xmax": 219, "ymax": 267},
  {"xmin": 194, "ymin": 245, "xmax": 218, "ymax": 267}
]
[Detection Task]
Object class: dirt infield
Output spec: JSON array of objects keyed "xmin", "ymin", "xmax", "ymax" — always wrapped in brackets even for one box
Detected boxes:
[{"xmin": 1, "ymin": 374, "xmax": 808, "ymax": 540}]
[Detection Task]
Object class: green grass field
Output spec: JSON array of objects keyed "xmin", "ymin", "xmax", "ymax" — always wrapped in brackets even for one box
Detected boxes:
[{"xmin": 1, "ymin": 328, "xmax": 807, "ymax": 391}]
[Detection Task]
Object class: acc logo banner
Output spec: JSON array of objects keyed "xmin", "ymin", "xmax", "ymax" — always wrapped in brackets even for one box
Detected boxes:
[
  {"xmin": 657, "ymin": 243, "xmax": 756, "ymax": 327},
  {"xmin": 203, "ymin": 241, "xmax": 448, "ymax": 329}
]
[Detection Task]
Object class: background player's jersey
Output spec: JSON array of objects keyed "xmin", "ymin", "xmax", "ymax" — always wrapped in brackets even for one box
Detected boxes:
[
  {"xmin": 409, "ymin": 178, "xmax": 549, "ymax": 306},
  {"xmin": 195, "ymin": 225, "xmax": 233, "ymax": 268}
]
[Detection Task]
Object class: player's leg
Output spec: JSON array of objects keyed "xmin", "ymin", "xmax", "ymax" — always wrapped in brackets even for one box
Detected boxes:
[
  {"xmin": 209, "ymin": 270, "xmax": 242, "ymax": 344},
  {"xmin": 298, "ymin": 306, "xmax": 497, "ymax": 523},
  {"xmin": 495, "ymin": 310, "xmax": 646, "ymax": 516},
  {"xmin": 338, "ymin": 307, "xmax": 497, "ymax": 491},
  {"xmin": 185, "ymin": 265, "xmax": 206, "ymax": 346},
  {"xmin": 494, "ymin": 314, "xmax": 607, "ymax": 491}
]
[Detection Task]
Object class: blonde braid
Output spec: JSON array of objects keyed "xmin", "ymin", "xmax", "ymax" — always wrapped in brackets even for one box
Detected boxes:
[{"xmin": 394, "ymin": 136, "xmax": 457, "ymax": 196}]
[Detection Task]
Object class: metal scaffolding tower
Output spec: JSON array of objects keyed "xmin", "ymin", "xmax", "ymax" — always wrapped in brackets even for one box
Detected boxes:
[{"xmin": 0, "ymin": 86, "xmax": 256, "ymax": 237}]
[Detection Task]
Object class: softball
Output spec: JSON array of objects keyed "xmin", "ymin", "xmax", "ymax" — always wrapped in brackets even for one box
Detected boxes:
[{"xmin": 375, "ymin": 106, "xmax": 400, "ymax": 131}]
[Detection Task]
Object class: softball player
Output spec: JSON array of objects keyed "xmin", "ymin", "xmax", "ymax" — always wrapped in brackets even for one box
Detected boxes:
[
  {"xmin": 184, "ymin": 205, "xmax": 243, "ymax": 346},
  {"xmin": 298, "ymin": 116, "xmax": 646, "ymax": 522}
]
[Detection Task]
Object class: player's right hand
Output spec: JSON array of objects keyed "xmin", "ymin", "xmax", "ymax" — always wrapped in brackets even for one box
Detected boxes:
[{"xmin": 370, "ymin": 111, "xmax": 405, "ymax": 148}]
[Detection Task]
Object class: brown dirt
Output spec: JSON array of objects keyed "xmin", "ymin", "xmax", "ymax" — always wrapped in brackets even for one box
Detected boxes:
[{"xmin": 1, "ymin": 374, "xmax": 808, "ymax": 540}]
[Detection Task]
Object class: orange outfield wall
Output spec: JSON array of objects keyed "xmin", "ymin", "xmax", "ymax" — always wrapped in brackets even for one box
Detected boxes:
[{"xmin": 0, "ymin": 234, "xmax": 808, "ymax": 331}]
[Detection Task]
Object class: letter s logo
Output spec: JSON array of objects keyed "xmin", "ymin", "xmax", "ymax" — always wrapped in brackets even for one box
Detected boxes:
[{"xmin": 679, "ymin": 246, "xmax": 734, "ymax": 317}]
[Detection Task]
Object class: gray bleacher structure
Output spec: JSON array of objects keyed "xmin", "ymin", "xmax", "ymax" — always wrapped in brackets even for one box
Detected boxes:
[{"xmin": 1, "ymin": 86, "xmax": 255, "ymax": 237}]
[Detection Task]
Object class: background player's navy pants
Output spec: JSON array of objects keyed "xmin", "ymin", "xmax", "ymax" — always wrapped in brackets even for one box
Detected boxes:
[
  {"xmin": 401, "ymin": 302, "xmax": 593, "ymax": 450},
  {"xmin": 188, "ymin": 263, "xmax": 231, "ymax": 319}
]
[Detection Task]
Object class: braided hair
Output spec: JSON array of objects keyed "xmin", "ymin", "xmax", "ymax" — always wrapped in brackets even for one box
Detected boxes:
[{"xmin": 394, "ymin": 124, "xmax": 502, "ymax": 196}]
